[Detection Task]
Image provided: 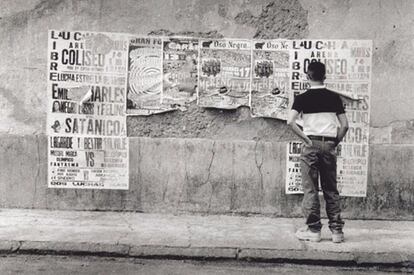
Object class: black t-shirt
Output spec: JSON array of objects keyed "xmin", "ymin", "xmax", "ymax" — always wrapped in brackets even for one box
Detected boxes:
[
  {"xmin": 292, "ymin": 88, "xmax": 345, "ymax": 114},
  {"xmin": 291, "ymin": 88, "xmax": 345, "ymax": 137}
]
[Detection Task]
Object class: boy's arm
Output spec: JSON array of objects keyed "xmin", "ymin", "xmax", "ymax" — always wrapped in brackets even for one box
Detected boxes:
[
  {"xmin": 336, "ymin": 113, "xmax": 349, "ymax": 145},
  {"xmin": 287, "ymin": 109, "xmax": 312, "ymax": 146}
]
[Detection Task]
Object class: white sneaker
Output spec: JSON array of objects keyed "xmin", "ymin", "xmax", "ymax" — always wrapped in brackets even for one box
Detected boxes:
[
  {"xmin": 332, "ymin": 231, "xmax": 344, "ymax": 243},
  {"xmin": 295, "ymin": 227, "xmax": 321, "ymax": 242}
]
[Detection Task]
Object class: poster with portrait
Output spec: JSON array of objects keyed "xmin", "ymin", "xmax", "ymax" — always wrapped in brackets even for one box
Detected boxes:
[
  {"xmin": 251, "ymin": 40, "xmax": 290, "ymax": 120},
  {"xmin": 286, "ymin": 40, "xmax": 372, "ymax": 197},
  {"xmin": 47, "ymin": 30, "xmax": 129, "ymax": 189},
  {"xmin": 162, "ymin": 37, "xmax": 198, "ymax": 109},
  {"xmin": 198, "ymin": 39, "xmax": 251, "ymax": 109}
]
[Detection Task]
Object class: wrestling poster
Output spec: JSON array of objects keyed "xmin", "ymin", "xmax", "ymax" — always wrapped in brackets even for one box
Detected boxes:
[
  {"xmin": 285, "ymin": 141, "xmax": 303, "ymax": 194},
  {"xmin": 162, "ymin": 37, "xmax": 198, "ymax": 109},
  {"xmin": 47, "ymin": 30, "xmax": 129, "ymax": 190},
  {"xmin": 251, "ymin": 40, "xmax": 290, "ymax": 120},
  {"xmin": 198, "ymin": 39, "xmax": 251, "ymax": 109}
]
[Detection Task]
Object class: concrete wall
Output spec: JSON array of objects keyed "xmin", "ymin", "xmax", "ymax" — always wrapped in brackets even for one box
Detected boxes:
[
  {"xmin": 0, "ymin": 0, "xmax": 413, "ymax": 219},
  {"xmin": 1, "ymin": 136, "xmax": 413, "ymax": 220}
]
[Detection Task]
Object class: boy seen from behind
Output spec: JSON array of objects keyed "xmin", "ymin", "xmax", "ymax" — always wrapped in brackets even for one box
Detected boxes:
[{"xmin": 287, "ymin": 61, "xmax": 349, "ymax": 243}]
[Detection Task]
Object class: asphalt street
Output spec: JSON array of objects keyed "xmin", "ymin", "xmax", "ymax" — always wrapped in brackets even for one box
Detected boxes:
[{"xmin": 0, "ymin": 255, "xmax": 410, "ymax": 275}]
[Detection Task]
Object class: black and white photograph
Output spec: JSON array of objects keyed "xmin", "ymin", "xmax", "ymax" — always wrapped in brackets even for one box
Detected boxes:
[{"xmin": 0, "ymin": 0, "xmax": 413, "ymax": 274}]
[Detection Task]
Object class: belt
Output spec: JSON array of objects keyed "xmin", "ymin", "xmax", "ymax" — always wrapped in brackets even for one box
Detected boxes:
[{"xmin": 307, "ymin": 135, "xmax": 337, "ymax": 142}]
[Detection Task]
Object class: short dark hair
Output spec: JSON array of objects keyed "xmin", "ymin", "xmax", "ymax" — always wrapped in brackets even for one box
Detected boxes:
[{"xmin": 307, "ymin": 61, "xmax": 326, "ymax": 81}]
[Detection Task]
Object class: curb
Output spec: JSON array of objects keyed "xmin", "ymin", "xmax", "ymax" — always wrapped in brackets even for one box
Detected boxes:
[{"xmin": 0, "ymin": 240, "xmax": 413, "ymax": 268}]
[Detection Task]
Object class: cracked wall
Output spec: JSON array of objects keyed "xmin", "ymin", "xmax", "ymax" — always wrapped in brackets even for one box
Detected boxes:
[
  {"xmin": 0, "ymin": 0, "xmax": 413, "ymax": 218},
  {"xmin": 1, "ymin": 136, "xmax": 413, "ymax": 219}
]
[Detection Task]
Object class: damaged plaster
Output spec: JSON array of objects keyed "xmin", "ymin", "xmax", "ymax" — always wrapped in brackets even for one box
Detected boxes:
[
  {"xmin": 0, "ymin": 0, "xmax": 413, "ymax": 138},
  {"xmin": 234, "ymin": 0, "xmax": 308, "ymax": 39},
  {"xmin": 1, "ymin": 0, "xmax": 412, "ymax": 137},
  {"xmin": 127, "ymin": 0, "xmax": 309, "ymax": 140}
]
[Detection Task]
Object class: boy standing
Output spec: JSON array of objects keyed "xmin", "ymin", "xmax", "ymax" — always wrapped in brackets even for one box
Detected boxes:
[{"xmin": 287, "ymin": 62, "xmax": 349, "ymax": 243}]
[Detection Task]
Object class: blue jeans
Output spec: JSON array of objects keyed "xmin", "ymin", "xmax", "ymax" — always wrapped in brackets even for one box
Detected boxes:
[{"xmin": 300, "ymin": 139, "xmax": 344, "ymax": 233}]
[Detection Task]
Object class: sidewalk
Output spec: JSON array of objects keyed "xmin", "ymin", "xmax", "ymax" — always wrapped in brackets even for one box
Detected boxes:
[{"xmin": 0, "ymin": 209, "xmax": 413, "ymax": 267}]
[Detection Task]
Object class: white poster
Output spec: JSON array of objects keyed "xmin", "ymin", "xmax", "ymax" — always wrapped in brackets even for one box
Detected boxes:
[{"xmin": 47, "ymin": 30, "xmax": 129, "ymax": 189}]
